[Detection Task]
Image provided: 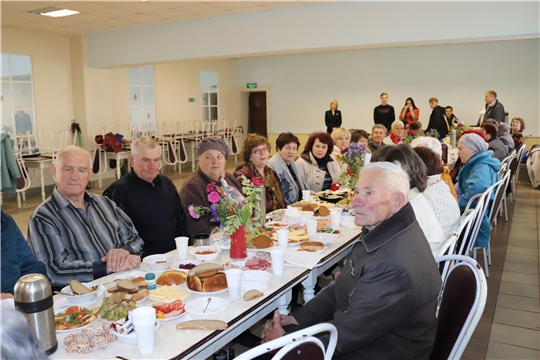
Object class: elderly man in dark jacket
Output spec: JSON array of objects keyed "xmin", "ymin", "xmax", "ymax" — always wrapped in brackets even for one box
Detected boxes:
[{"xmin": 261, "ymin": 162, "xmax": 442, "ymax": 359}]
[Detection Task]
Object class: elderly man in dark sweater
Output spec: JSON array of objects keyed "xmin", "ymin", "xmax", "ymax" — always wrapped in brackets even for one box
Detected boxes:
[
  {"xmin": 104, "ymin": 137, "xmax": 189, "ymax": 257},
  {"xmin": 179, "ymin": 137, "xmax": 242, "ymax": 236},
  {"xmin": 260, "ymin": 162, "xmax": 441, "ymax": 359}
]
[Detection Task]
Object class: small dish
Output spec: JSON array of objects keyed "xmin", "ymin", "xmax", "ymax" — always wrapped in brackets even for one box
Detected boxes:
[
  {"xmin": 184, "ymin": 297, "xmax": 228, "ymax": 319},
  {"xmin": 241, "ymin": 270, "xmax": 272, "ymax": 292},
  {"xmin": 60, "ymin": 283, "xmax": 101, "ymax": 305},
  {"xmin": 143, "ymin": 254, "xmax": 174, "ymax": 271},
  {"xmin": 190, "ymin": 246, "xmax": 221, "ymax": 262},
  {"xmin": 309, "ymin": 233, "xmax": 340, "ymax": 245},
  {"xmin": 112, "ymin": 319, "xmax": 161, "ymax": 345},
  {"xmin": 172, "ymin": 260, "xmax": 202, "ymax": 272}
]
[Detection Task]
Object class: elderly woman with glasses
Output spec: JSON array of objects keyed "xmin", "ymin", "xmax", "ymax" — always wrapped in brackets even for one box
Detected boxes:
[{"xmin": 234, "ymin": 134, "xmax": 285, "ymax": 212}]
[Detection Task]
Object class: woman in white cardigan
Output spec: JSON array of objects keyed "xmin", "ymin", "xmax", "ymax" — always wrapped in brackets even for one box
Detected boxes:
[{"xmin": 296, "ymin": 132, "xmax": 342, "ymax": 192}]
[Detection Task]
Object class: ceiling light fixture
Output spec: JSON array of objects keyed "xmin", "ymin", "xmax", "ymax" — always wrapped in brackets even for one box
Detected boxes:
[{"xmin": 30, "ymin": 7, "xmax": 79, "ymax": 18}]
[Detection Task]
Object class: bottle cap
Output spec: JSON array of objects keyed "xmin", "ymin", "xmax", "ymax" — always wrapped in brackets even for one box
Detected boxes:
[{"xmin": 145, "ymin": 273, "xmax": 156, "ymax": 281}]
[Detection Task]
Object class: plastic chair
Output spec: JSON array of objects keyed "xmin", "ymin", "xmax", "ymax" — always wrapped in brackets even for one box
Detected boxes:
[
  {"xmin": 496, "ymin": 169, "xmax": 511, "ymax": 222},
  {"xmin": 506, "ymin": 155, "xmax": 519, "ymax": 203},
  {"xmin": 514, "ymin": 143, "xmax": 527, "ymax": 181},
  {"xmin": 431, "ymin": 255, "xmax": 487, "ymax": 360},
  {"xmin": 466, "ymin": 181, "xmax": 499, "ymax": 277},
  {"xmin": 237, "ymin": 323, "xmax": 338, "ymax": 360}
]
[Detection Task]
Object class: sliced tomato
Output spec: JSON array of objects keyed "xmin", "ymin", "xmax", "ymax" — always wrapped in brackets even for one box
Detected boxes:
[{"xmin": 169, "ymin": 300, "xmax": 184, "ymax": 311}]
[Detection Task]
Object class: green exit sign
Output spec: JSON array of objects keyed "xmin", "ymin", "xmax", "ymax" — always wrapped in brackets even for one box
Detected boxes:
[
  {"xmin": 188, "ymin": 98, "xmax": 196, "ymax": 102},
  {"xmin": 247, "ymin": 83, "xmax": 257, "ymax": 89}
]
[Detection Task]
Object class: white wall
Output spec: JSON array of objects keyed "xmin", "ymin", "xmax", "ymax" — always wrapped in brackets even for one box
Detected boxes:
[
  {"xmin": 86, "ymin": 2, "xmax": 539, "ymax": 68},
  {"xmin": 234, "ymin": 39, "xmax": 540, "ymax": 137}
]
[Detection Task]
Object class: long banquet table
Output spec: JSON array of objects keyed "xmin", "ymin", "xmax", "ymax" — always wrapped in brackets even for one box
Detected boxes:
[{"xmin": 50, "ymin": 226, "xmax": 361, "ymax": 359}]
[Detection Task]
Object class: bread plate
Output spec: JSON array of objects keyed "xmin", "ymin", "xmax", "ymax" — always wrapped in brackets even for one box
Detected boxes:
[
  {"xmin": 60, "ymin": 282, "xmax": 104, "ymax": 305},
  {"xmin": 189, "ymin": 288, "xmax": 228, "ymax": 296}
]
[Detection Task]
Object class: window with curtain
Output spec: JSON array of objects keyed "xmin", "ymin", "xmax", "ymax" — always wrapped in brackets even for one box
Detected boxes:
[
  {"xmin": 129, "ymin": 66, "xmax": 156, "ymax": 133},
  {"xmin": 1, "ymin": 54, "xmax": 36, "ymax": 136}
]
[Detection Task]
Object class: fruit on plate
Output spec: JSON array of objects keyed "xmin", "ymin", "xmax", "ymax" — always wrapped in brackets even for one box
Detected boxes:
[
  {"xmin": 152, "ymin": 300, "xmax": 185, "ymax": 319},
  {"xmin": 99, "ymin": 297, "xmax": 136, "ymax": 322}
]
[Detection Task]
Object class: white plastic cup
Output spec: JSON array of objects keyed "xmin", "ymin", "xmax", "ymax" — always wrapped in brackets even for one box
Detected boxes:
[
  {"xmin": 302, "ymin": 190, "xmax": 311, "ymax": 202},
  {"xmin": 305, "ymin": 220, "xmax": 318, "ymax": 236},
  {"xmin": 276, "ymin": 229, "xmax": 290, "ymax": 248},
  {"xmin": 270, "ymin": 249, "xmax": 285, "ymax": 275},
  {"xmin": 131, "ymin": 307, "xmax": 156, "ymax": 355},
  {"xmin": 330, "ymin": 211, "xmax": 341, "ymax": 231},
  {"xmin": 175, "ymin": 236, "xmax": 189, "ymax": 260},
  {"xmin": 224, "ymin": 268, "xmax": 243, "ymax": 298}
]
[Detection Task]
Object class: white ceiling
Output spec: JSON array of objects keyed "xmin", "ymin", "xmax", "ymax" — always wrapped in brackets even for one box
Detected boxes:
[{"xmin": 1, "ymin": 1, "xmax": 323, "ymax": 36}]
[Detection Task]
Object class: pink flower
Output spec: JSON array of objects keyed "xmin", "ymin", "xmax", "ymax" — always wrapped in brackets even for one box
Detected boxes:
[
  {"xmin": 251, "ymin": 177, "xmax": 265, "ymax": 187},
  {"xmin": 188, "ymin": 205, "xmax": 200, "ymax": 219},
  {"xmin": 206, "ymin": 182, "xmax": 216, "ymax": 193},
  {"xmin": 208, "ymin": 191, "xmax": 221, "ymax": 204}
]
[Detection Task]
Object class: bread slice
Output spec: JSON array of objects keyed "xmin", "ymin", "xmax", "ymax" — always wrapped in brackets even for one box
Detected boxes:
[
  {"xmin": 119, "ymin": 292, "xmax": 135, "ymax": 300},
  {"xmin": 131, "ymin": 277, "xmax": 148, "ymax": 289},
  {"xmin": 117, "ymin": 279, "xmax": 138, "ymax": 294},
  {"xmin": 243, "ymin": 289, "xmax": 264, "ymax": 301},
  {"xmin": 299, "ymin": 241, "xmax": 325, "ymax": 252},
  {"xmin": 176, "ymin": 320, "xmax": 228, "ymax": 330},
  {"xmin": 252, "ymin": 234, "xmax": 273, "ymax": 249},
  {"xmin": 70, "ymin": 280, "xmax": 92, "ymax": 295},
  {"xmin": 188, "ymin": 263, "xmax": 224, "ymax": 277}
]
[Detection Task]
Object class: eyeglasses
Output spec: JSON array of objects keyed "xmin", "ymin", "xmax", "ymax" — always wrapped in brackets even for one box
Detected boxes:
[{"xmin": 252, "ymin": 147, "xmax": 269, "ymax": 155}]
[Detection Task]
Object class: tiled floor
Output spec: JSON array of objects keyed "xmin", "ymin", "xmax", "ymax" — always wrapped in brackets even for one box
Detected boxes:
[{"xmin": 3, "ymin": 161, "xmax": 540, "ymax": 359}]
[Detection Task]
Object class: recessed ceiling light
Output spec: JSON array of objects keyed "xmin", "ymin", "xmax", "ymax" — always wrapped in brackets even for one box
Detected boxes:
[{"xmin": 30, "ymin": 7, "xmax": 79, "ymax": 18}]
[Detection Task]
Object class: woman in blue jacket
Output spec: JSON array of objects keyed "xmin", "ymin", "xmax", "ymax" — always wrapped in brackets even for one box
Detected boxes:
[{"xmin": 457, "ymin": 134, "xmax": 501, "ymax": 248}]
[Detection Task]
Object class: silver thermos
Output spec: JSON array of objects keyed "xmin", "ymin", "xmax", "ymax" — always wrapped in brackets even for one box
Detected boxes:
[{"xmin": 14, "ymin": 274, "xmax": 58, "ymax": 355}]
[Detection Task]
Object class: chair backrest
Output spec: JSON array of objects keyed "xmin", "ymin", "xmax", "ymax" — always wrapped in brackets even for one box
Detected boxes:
[
  {"xmin": 237, "ymin": 323, "xmax": 338, "ymax": 360},
  {"xmin": 431, "ymin": 255, "xmax": 487, "ymax": 360},
  {"xmin": 489, "ymin": 170, "xmax": 510, "ymax": 224},
  {"xmin": 500, "ymin": 154, "xmax": 514, "ymax": 170},
  {"xmin": 274, "ymin": 336, "xmax": 325, "ymax": 360},
  {"xmin": 463, "ymin": 192, "xmax": 489, "ymax": 253},
  {"xmin": 515, "ymin": 143, "xmax": 527, "ymax": 178},
  {"xmin": 453, "ymin": 209, "xmax": 476, "ymax": 257}
]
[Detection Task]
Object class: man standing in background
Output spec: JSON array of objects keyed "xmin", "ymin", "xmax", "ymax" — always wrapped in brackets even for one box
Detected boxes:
[
  {"xmin": 482, "ymin": 90, "xmax": 506, "ymax": 123},
  {"xmin": 426, "ymin": 97, "xmax": 449, "ymax": 140},
  {"xmin": 373, "ymin": 92, "xmax": 395, "ymax": 132}
]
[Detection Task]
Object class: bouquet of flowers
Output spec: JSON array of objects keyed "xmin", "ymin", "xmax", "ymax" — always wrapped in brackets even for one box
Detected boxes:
[
  {"xmin": 188, "ymin": 175, "xmax": 264, "ymax": 239},
  {"xmin": 335, "ymin": 143, "xmax": 367, "ymax": 189}
]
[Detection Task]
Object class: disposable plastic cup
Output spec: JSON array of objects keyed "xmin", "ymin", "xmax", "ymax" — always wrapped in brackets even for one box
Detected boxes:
[
  {"xmin": 270, "ymin": 249, "xmax": 285, "ymax": 275},
  {"xmin": 330, "ymin": 211, "xmax": 341, "ymax": 231},
  {"xmin": 225, "ymin": 268, "xmax": 242, "ymax": 298},
  {"xmin": 175, "ymin": 236, "xmax": 189, "ymax": 260},
  {"xmin": 276, "ymin": 229, "xmax": 290, "ymax": 248},
  {"xmin": 302, "ymin": 190, "xmax": 311, "ymax": 202},
  {"xmin": 131, "ymin": 307, "xmax": 156, "ymax": 355},
  {"xmin": 306, "ymin": 220, "xmax": 318, "ymax": 236}
]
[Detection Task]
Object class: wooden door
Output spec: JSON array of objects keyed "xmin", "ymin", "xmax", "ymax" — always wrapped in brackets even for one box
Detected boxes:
[{"xmin": 248, "ymin": 92, "xmax": 267, "ymax": 137}]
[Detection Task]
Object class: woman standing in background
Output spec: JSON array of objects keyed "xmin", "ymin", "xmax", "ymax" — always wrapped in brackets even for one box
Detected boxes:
[
  {"xmin": 399, "ymin": 97, "xmax": 420, "ymax": 125},
  {"xmin": 325, "ymin": 100, "xmax": 342, "ymax": 133}
]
